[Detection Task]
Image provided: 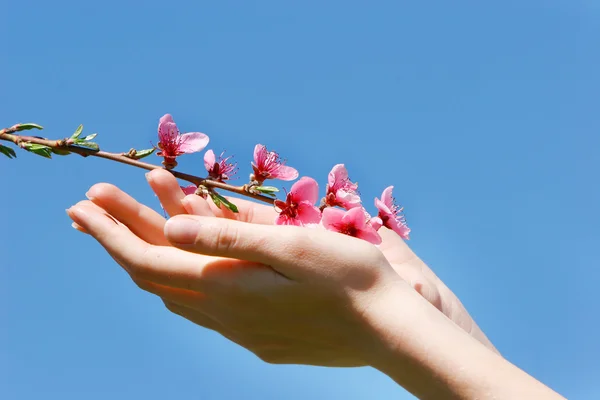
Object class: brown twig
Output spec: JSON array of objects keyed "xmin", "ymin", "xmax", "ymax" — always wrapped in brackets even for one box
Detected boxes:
[{"xmin": 0, "ymin": 128, "xmax": 276, "ymax": 205}]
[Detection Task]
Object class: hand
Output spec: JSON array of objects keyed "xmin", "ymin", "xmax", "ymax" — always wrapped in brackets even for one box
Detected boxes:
[
  {"xmin": 79, "ymin": 169, "xmax": 496, "ymax": 353},
  {"xmin": 67, "ymin": 192, "xmax": 409, "ymax": 367},
  {"xmin": 69, "ymin": 173, "xmax": 562, "ymax": 399}
]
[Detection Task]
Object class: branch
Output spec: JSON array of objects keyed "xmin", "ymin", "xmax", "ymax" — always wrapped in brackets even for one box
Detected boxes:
[{"xmin": 0, "ymin": 125, "xmax": 275, "ymax": 205}]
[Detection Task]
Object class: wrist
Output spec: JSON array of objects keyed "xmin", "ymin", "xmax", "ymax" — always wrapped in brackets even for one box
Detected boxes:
[{"xmin": 359, "ymin": 278, "xmax": 563, "ymax": 399}]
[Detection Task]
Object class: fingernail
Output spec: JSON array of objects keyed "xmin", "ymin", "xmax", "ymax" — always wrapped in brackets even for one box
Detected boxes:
[
  {"xmin": 145, "ymin": 172, "xmax": 152, "ymax": 182},
  {"xmin": 85, "ymin": 191, "xmax": 94, "ymax": 200},
  {"xmin": 165, "ymin": 216, "xmax": 201, "ymax": 244}
]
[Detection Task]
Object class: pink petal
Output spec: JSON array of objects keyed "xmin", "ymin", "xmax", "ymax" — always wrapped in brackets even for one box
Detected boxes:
[
  {"xmin": 158, "ymin": 121, "xmax": 178, "ymax": 142},
  {"xmin": 159, "ymin": 114, "xmax": 175, "ymax": 125},
  {"xmin": 374, "ymin": 197, "xmax": 393, "ymax": 216},
  {"xmin": 370, "ymin": 216, "xmax": 383, "ymax": 231},
  {"xmin": 336, "ymin": 190, "xmax": 362, "ymax": 209},
  {"xmin": 321, "ymin": 207, "xmax": 345, "ymax": 231},
  {"xmin": 389, "ymin": 220, "xmax": 411, "ymax": 240},
  {"xmin": 179, "ymin": 132, "xmax": 209, "ymax": 153},
  {"xmin": 253, "ymin": 144, "xmax": 267, "ymax": 165},
  {"xmin": 328, "ymin": 164, "xmax": 348, "ymax": 189},
  {"xmin": 295, "ymin": 202, "xmax": 322, "ymax": 225},
  {"xmin": 276, "ymin": 214, "xmax": 303, "ymax": 226},
  {"xmin": 357, "ymin": 225, "xmax": 383, "ymax": 245},
  {"xmin": 181, "ymin": 185, "xmax": 197, "ymax": 196},
  {"xmin": 204, "ymin": 149, "xmax": 216, "ymax": 171},
  {"xmin": 290, "ymin": 177, "xmax": 319, "ymax": 204},
  {"xmin": 275, "ymin": 165, "xmax": 299, "ymax": 181},
  {"xmin": 381, "ymin": 186, "xmax": 395, "ymax": 208},
  {"xmin": 341, "ymin": 206, "xmax": 369, "ymax": 228}
]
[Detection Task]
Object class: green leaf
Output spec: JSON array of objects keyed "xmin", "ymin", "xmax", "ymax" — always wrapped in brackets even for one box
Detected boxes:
[
  {"xmin": 210, "ymin": 192, "xmax": 239, "ymax": 213},
  {"xmin": 15, "ymin": 123, "xmax": 43, "ymax": 131},
  {"xmin": 0, "ymin": 144, "xmax": 17, "ymax": 159},
  {"xmin": 51, "ymin": 148, "xmax": 71, "ymax": 156},
  {"xmin": 210, "ymin": 192, "xmax": 222, "ymax": 208},
  {"xmin": 253, "ymin": 185, "xmax": 279, "ymax": 196},
  {"xmin": 22, "ymin": 143, "xmax": 52, "ymax": 159},
  {"xmin": 70, "ymin": 124, "xmax": 84, "ymax": 139},
  {"xmin": 133, "ymin": 147, "xmax": 156, "ymax": 159},
  {"xmin": 81, "ymin": 133, "xmax": 97, "ymax": 141},
  {"xmin": 74, "ymin": 140, "xmax": 99, "ymax": 151}
]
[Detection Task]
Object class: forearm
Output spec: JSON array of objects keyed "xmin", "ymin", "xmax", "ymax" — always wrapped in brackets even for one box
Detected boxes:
[{"xmin": 364, "ymin": 282, "xmax": 564, "ymax": 399}]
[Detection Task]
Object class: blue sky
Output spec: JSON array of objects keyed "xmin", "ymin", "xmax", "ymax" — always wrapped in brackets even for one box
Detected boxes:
[{"xmin": 2, "ymin": 1, "xmax": 598, "ymax": 398}]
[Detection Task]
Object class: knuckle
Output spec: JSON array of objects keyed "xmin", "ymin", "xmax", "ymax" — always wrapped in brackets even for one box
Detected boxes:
[
  {"xmin": 213, "ymin": 222, "xmax": 240, "ymax": 255},
  {"xmin": 254, "ymin": 350, "xmax": 283, "ymax": 365}
]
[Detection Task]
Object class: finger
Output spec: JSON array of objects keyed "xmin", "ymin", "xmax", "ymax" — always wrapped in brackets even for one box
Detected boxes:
[
  {"xmin": 146, "ymin": 169, "xmax": 187, "ymax": 217},
  {"xmin": 67, "ymin": 203, "xmax": 288, "ymax": 293},
  {"xmin": 207, "ymin": 195, "xmax": 277, "ymax": 225},
  {"xmin": 85, "ymin": 183, "xmax": 170, "ymax": 246},
  {"xmin": 71, "ymin": 221, "xmax": 88, "ymax": 233},
  {"xmin": 134, "ymin": 278, "xmax": 207, "ymax": 309},
  {"xmin": 181, "ymin": 194, "xmax": 215, "ymax": 217},
  {"xmin": 164, "ymin": 215, "xmax": 381, "ymax": 279},
  {"xmin": 162, "ymin": 300, "xmax": 223, "ymax": 332}
]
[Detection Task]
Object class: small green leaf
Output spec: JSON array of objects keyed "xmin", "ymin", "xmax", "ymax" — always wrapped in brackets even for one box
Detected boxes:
[
  {"xmin": 209, "ymin": 192, "xmax": 222, "ymax": 208},
  {"xmin": 81, "ymin": 133, "xmax": 97, "ymax": 141},
  {"xmin": 51, "ymin": 148, "xmax": 71, "ymax": 156},
  {"xmin": 74, "ymin": 140, "xmax": 99, "ymax": 151},
  {"xmin": 210, "ymin": 192, "xmax": 239, "ymax": 213},
  {"xmin": 133, "ymin": 147, "xmax": 156, "ymax": 159},
  {"xmin": 16, "ymin": 123, "xmax": 43, "ymax": 131},
  {"xmin": 0, "ymin": 144, "xmax": 17, "ymax": 159},
  {"xmin": 23, "ymin": 143, "xmax": 52, "ymax": 159},
  {"xmin": 70, "ymin": 124, "xmax": 84, "ymax": 139},
  {"xmin": 253, "ymin": 185, "xmax": 279, "ymax": 196}
]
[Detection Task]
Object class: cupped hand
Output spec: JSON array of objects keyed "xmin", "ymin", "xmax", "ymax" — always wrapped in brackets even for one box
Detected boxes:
[
  {"xmin": 80, "ymin": 169, "xmax": 496, "ymax": 353},
  {"xmin": 67, "ymin": 193, "xmax": 406, "ymax": 367}
]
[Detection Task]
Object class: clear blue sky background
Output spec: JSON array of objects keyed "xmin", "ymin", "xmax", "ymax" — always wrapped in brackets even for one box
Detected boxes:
[{"xmin": 2, "ymin": 1, "xmax": 598, "ymax": 399}]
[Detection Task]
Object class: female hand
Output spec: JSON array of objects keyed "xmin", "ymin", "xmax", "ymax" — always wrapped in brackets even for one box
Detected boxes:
[
  {"xmin": 80, "ymin": 168, "xmax": 496, "ymax": 353},
  {"xmin": 69, "ymin": 172, "xmax": 563, "ymax": 399},
  {"xmin": 68, "ymin": 190, "xmax": 406, "ymax": 367}
]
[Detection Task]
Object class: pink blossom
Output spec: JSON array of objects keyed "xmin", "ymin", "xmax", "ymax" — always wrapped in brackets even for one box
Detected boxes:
[
  {"xmin": 321, "ymin": 207, "xmax": 382, "ymax": 245},
  {"xmin": 375, "ymin": 186, "xmax": 410, "ymax": 240},
  {"xmin": 157, "ymin": 114, "xmax": 209, "ymax": 167},
  {"xmin": 181, "ymin": 185, "xmax": 197, "ymax": 196},
  {"xmin": 324, "ymin": 164, "xmax": 361, "ymax": 209},
  {"xmin": 275, "ymin": 177, "xmax": 322, "ymax": 226},
  {"xmin": 251, "ymin": 144, "xmax": 298, "ymax": 184},
  {"xmin": 204, "ymin": 149, "xmax": 237, "ymax": 182}
]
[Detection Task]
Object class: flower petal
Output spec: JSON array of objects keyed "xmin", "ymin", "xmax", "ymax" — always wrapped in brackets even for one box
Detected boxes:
[
  {"xmin": 381, "ymin": 186, "xmax": 394, "ymax": 208},
  {"xmin": 342, "ymin": 207, "xmax": 368, "ymax": 228},
  {"xmin": 290, "ymin": 177, "xmax": 319, "ymax": 204},
  {"xmin": 328, "ymin": 164, "xmax": 347, "ymax": 189},
  {"xmin": 179, "ymin": 132, "xmax": 209, "ymax": 153},
  {"xmin": 321, "ymin": 207, "xmax": 345, "ymax": 231},
  {"xmin": 253, "ymin": 144, "xmax": 267, "ymax": 166},
  {"xmin": 357, "ymin": 225, "xmax": 383, "ymax": 245},
  {"xmin": 336, "ymin": 190, "xmax": 362, "ymax": 209},
  {"xmin": 181, "ymin": 185, "xmax": 197, "ymax": 196},
  {"xmin": 159, "ymin": 114, "xmax": 175, "ymax": 125},
  {"xmin": 296, "ymin": 202, "xmax": 322, "ymax": 225},
  {"xmin": 370, "ymin": 216, "xmax": 383, "ymax": 231},
  {"xmin": 204, "ymin": 149, "xmax": 216, "ymax": 172},
  {"xmin": 276, "ymin": 214, "xmax": 303, "ymax": 226},
  {"xmin": 374, "ymin": 196, "xmax": 392, "ymax": 215},
  {"xmin": 389, "ymin": 220, "xmax": 411, "ymax": 240},
  {"xmin": 275, "ymin": 165, "xmax": 299, "ymax": 181},
  {"xmin": 158, "ymin": 121, "xmax": 178, "ymax": 142}
]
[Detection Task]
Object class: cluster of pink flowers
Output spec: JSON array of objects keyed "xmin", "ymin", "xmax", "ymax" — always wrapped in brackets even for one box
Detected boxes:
[
  {"xmin": 272, "ymin": 163, "xmax": 410, "ymax": 244},
  {"xmin": 157, "ymin": 114, "xmax": 410, "ymax": 245}
]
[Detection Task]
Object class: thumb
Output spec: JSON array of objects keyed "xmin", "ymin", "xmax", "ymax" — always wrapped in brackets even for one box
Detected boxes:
[{"xmin": 164, "ymin": 214, "xmax": 378, "ymax": 277}]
